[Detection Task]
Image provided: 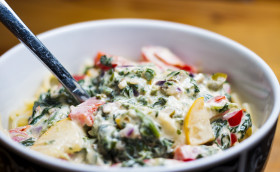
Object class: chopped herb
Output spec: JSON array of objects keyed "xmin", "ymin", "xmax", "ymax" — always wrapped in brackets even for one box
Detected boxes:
[
  {"xmin": 167, "ymin": 71, "xmax": 180, "ymax": 77},
  {"xmin": 212, "ymin": 119, "xmax": 232, "ymax": 149},
  {"xmin": 218, "ymin": 104, "xmax": 229, "ymax": 113},
  {"xmin": 140, "ymin": 88, "xmax": 146, "ymax": 95},
  {"xmin": 102, "ymin": 86, "xmax": 113, "ymax": 96},
  {"xmin": 121, "ymin": 86, "xmax": 134, "ymax": 98},
  {"xmin": 135, "ymin": 69, "xmax": 143, "ymax": 77},
  {"xmin": 144, "ymin": 68, "xmax": 155, "ymax": 81},
  {"xmin": 166, "ymin": 81, "xmax": 173, "ymax": 86},
  {"xmin": 119, "ymin": 71, "xmax": 125, "ymax": 75},
  {"xmin": 193, "ymin": 84, "xmax": 200, "ymax": 93},
  {"xmin": 124, "ymin": 71, "xmax": 130, "ymax": 76},
  {"xmin": 211, "ymin": 119, "xmax": 228, "ymax": 138},
  {"xmin": 138, "ymin": 96, "xmax": 148, "ymax": 105},
  {"xmin": 109, "ymin": 72, "xmax": 115, "ymax": 82},
  {"xmin": 136, "ymin": 110, "xmax": 160, "ymax": 138},
  {"xmin": 121, "ymin": 104, "xmax": 130, "ymax": 109},
  {"xmin": 108, "ymin": 68, "xmax": 114, "ymax": 75},
  {"xmin": 20, "ymin": 137, "xmax": 35, "ymax": 147},
  {"xmin": 150, "ymin": 89, "xmax": 157, "ymax": 96},
  {"xmin": 100, "ymin": 55, "xmax": 113, "ymax": 67},
  {"xmin": 178, "ymin": 119, "xmax": 184, "ymax": 126},
  {"xmin": 153, "ymin": 97, "xmax": 167, "ymax": 107},
  {"xmin": 29, "ymin": 107, "xmax": 50, "ymax": 125},
  {"xmin": 220, "ymin": 133, "xmax": 231, "ymax": 149},
  {"xmin": 155, "ymin": 111, "xmax": 159, "ymax": 118}
]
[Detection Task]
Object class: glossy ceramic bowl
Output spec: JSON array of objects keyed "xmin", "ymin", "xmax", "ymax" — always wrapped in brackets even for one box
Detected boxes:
[{"xmin": 0, "ymin": 19, "xmax": 279, "ymax": 172}]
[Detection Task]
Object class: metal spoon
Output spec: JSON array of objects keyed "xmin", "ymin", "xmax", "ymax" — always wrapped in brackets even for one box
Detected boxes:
[{"xmin": 0, "ymin": 0, "xmax": 90, "ymax": 103}]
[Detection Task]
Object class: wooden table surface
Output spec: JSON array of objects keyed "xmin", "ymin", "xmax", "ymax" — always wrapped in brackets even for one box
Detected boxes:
[{"xmin": 0, "ymin": 0, "xmax": 279, "ymax": 171}]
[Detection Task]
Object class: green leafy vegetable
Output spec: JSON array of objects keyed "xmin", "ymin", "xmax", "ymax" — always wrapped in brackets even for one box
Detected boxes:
[
  {"xmin": 153, "ymin": 97, "xmax": 167, "ymax": 107},
  {"xmin": 100, "ymin": 55, "xmax": 113, "ymax": 67},
  {"xmin": 167, "ymin": 71, "xmax": 180, "ymax": 77},
  {"xmin": 218, "ymin": 104, "xmax": 229, "ymax": 113},
  {"xmin": 20, "ymin": 137, "xmax": 35, "ymax": 147},
  {"xmin": 136, "ymin": 110, "xmax": 160, "ymax": 138},
  {"xmin": 144, "ymin": 68, "xmax": 155, "ymax": 81}
]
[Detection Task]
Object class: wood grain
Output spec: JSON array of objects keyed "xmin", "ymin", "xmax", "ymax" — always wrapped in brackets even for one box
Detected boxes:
[{"xmin": 0, "ymin": 0, "xmax": 279, "ymax": 171}]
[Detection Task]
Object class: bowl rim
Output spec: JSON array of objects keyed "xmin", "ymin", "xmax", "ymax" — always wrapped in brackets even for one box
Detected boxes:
[{"xmin": 0, "ymin": 18, "xmax": 279, "ymax": 171}]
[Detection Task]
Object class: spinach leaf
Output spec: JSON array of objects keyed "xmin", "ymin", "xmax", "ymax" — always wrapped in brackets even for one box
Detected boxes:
[
  {"xmin": 20, "ymin": 137, "xmax": 35, "ymax": 147},
  {"xmin": 218, "ymin": 103, "xmax": 229, "ymax": 113},
  {"xmin": 29, "ymin": 107, "xmax": 50, "ymax": 125},
  {"xmin": 153, "ymin": 97, "xmax": 167, "ymax": 107},
  {"xmin": 136, "ymin": 110, "xmax": 160, "ymax": 138}
]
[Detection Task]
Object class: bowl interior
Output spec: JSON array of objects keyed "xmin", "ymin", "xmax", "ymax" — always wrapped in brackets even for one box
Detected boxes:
[{"xmin": 0, "ymin": 19, "xmax": 278, "ymax": 170}]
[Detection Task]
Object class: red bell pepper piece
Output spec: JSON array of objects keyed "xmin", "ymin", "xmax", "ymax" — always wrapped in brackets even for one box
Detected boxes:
[
  {"xmin": 230, "ymin": 133, "xmax": 237, "ymax": 146},
  {"xmin": 69, "ymin": 97, "xmax": 104, "ymax": 126},
  {"xmin": 214, "ymin": 96, "xmax": 226, "ymax": 103},
  {"xmin": 174, "ymin": 145, "xmax": 199, "ymax": 162},
  {"xmin": 73, "ymin": 75, "xmax": 85, "ymax": 81},
  {"xmin": 223, "ymin": 110, "xmax": 243, "ymax": 127}
]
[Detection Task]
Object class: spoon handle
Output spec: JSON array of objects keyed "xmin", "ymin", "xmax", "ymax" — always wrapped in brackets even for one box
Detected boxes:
[{"xmin": 0, "ymin": 0, "xmax": 90, "ymax": 103}]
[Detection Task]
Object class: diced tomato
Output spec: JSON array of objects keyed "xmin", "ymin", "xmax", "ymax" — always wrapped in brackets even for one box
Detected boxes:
[
  {"xmin": 94, "ymin": 52, "xmax": 135, "ymax": 70},
  {"xmin": 73, "ymin": 75, "xmax": 85, "ymax": 81},
  {"xmin": 223, "ymin": 110, "xmax": 243, "ymax": 127},
  {"xmin": 174, "ymin": 145, "xmax": 199, "ymax": 161},
  {"xmin": 230, "ymin": 133, "xmax": 237, "ymax": 146},
  {"xmin": 207, "ymin": 96, "xmax": 226, "ymax": 104},
  {"xmin": 141, "ymin": 46, "xmax": 196, "ymax": 72},
  {"xmin": 69, "ymin": 97, "xmax": 104, "ymax": 126},
  {"xmin": 9, "ymin": 125, "xmax": 31, "ymax": 142},
  {"xmin": 214, "ymin": 96, "xmax": 226, "ymax": 103},
  {"xmin": 176, "ymin": 64, "xmax": 197, "ymax": 73}
]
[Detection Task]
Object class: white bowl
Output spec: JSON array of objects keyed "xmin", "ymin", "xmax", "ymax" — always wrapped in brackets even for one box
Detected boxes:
[{"xmin": 0, "ymin": 19, "xmax": 279, "ymax": 171}]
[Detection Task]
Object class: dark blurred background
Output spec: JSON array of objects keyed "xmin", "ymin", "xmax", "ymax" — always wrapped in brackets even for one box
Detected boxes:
[{"xmin": 0, "ymin": 0, "xmax": 279, "ymax": 171}]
